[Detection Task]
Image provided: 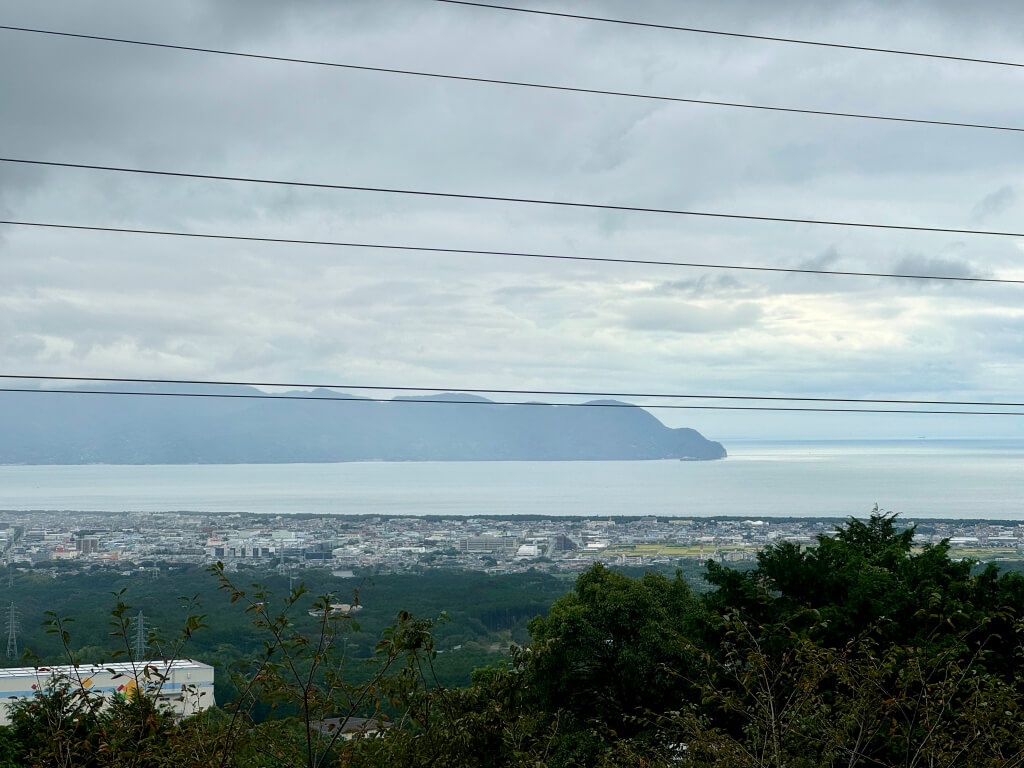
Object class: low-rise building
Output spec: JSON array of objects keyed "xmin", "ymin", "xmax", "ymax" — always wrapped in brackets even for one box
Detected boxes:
[{"xmin": 0, "ymin": 660, "xmax": 215, "ymax": 725}]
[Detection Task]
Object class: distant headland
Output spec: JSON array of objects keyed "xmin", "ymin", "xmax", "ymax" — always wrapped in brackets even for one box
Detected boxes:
[{"xmin": 0, "ymin": 386, "xmax": 726, "ymax": 464}]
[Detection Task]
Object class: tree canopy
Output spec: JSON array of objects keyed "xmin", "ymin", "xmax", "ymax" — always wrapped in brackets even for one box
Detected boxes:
[{"xmin": 7, "ymin": 510, "xmax": 1024, "ymax": 767}]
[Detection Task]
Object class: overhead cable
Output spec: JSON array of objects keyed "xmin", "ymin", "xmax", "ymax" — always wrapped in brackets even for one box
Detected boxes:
[
  {"xmin": 1, "ymin": 387, "xmax": 1022, "ymax": 416},
  {"xmin": 4, "ymin": 158, "xmax": 1024, "ymax": 239},
  {"xmin": 1, "ymin": 219, "xmax": 1017, "ymax": 285},
  {"xmin": 5, "ymin": 374, "xmax": 1024, "ymax": 409},
  {"xmin": 0, "ymin": 24, "xmax": 1020, "ymax": 133},
  {"xmin": 434, "ymin": 1, "xmax": 1024, "ymax": 70}
]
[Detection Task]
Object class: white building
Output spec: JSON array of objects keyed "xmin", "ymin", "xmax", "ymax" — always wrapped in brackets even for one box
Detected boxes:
[
  {"xmin": 0, "ymin": 659, "xmax": 215, "ymax": 725},
  {"xmin": 515, "ymin": 544, "xmax": 540, "ymax": 559}
]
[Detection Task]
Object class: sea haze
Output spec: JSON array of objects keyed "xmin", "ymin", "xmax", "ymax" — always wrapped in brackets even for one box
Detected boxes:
[{"xmin": 1, "ymin": 440, "xmax": 1022, "ymax": 520}]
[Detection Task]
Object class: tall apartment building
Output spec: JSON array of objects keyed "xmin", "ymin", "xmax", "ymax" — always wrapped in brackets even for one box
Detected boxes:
[{"xmin": 458, "ymin": 536, "xmax": 520, "ymax": 554}]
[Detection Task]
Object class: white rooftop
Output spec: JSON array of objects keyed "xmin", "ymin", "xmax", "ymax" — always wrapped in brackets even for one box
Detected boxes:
[{"xmin": 0, "ymin": 659, "xmax": 212, "ymax": 679}]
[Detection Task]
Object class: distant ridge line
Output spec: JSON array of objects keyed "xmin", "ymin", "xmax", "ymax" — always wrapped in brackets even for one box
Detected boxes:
[
  {"xmin": 1, "ymin": 387, "xmax": 1022, "ymax": 416},
  {"xmin": 3, "ymin": 374, "xmax": 1024, "ymax": 409}
]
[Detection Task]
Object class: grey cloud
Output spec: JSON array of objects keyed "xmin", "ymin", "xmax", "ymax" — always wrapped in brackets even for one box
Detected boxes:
[
  {"xmin": 0, "ymin": 334, "xmax": 47, "ymax": 359},
  {"xmin": 891, "ymin": 254, "xmax": 985, "ymax": 281},
  {"xmin": 947, "ymin": 311, "xmax": 1024, "ymax": 352},
  {"xmin": 796, "ymin": 247, "xmax": 841, "ymax": 271},
  {"xmin": 971, "ymin": 185, "xmax": 1017, "ymax": 221},
  {"xmin": 620, "ymin": 300, "xmax": 762, "ymax": 333},
  {"xmin": 490, "ymin": 284, "xmax": 561, "ymax": 302},
  {"xmin": 653, "ymin": 273, "xmax": 746, "ymax": 296}
]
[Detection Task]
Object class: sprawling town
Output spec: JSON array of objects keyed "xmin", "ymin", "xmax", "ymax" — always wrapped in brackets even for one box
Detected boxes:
[{"xmin": 2, "ymin": 510, "xmax": 1023, "ymax": 575}]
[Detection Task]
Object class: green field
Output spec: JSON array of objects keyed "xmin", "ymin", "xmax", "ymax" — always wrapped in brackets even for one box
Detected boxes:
[
  {"xmin": 605, "ymin": 543, "xmax": 760, "ymax": 558},
  {"xmin": 946, "ymin": 546, "xmax": 1022, "ymax": 560}
]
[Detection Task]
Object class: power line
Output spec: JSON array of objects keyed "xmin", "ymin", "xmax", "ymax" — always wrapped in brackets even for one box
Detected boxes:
[
  {"xmin": 5, "ymin": 374, "xmax": 1024, "ymax": 409},
  {"xmin": 2, "ymin": 219, "xmax": 1019, "ymax": 285},
  {"xmin": 1, "ymin": 387, "xmax": 1022, "ymax": 417},
  {"xmin": 5, "ymin": 158, "xmax": 1024, "ymax": 239},
  {"xmin": 0, "ymin": 25, "xmax": 1020, "ymax": 134},
  {"xmin": 434, "ymin": 1, "xmax": 1024, "ymax": 70}
]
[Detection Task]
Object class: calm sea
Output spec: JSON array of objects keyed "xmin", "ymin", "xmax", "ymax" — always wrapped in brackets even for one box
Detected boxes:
[{"xmin": 1, "ymin": 440, "xmax": 1022, "ymax": 519}]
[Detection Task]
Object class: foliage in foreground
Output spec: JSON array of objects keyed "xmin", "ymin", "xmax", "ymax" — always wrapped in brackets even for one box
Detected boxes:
[{"xmin": 6, "ymin": 510, "xmax": 1024, "ymax": 767}]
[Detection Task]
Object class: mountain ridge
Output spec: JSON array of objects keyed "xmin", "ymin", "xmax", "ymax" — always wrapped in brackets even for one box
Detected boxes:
[{"xmin": 0, "ymin": 385, "xmax": 727, "ymax": 464}]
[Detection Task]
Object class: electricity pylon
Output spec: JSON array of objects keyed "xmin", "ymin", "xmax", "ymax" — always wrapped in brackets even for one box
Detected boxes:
[
  {"xmin": 133, "ymin": 611, "xmax": 149, "ymax": 660},
  {"xmin": 6, "ymin": 603, "xmax": 19, "ymax": 658}
]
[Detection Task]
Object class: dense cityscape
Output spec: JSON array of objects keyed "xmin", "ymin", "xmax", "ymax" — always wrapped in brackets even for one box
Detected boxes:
[{"xmin": 3, "ymin": 510, "xmax": 1023, "ymax": 575}]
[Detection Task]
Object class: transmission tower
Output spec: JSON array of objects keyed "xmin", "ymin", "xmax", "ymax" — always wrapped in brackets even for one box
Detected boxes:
[
  {"xmin": 6, "ymin": 603, "xmax": 19, "ymax": 658},
  {"xmin": 133, "ymin": 611, "xmax": 149, "ymax": 660}
]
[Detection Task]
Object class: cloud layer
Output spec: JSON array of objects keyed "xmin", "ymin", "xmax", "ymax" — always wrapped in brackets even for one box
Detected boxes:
[{"xmin": 1, "ymin": 0, "xmax": 1023, "ymax": 439}]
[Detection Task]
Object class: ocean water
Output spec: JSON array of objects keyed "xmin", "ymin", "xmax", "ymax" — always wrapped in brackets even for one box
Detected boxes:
[{"xmin": 0, "ymin": 440, "xmax": 1022, "ymax": 519}]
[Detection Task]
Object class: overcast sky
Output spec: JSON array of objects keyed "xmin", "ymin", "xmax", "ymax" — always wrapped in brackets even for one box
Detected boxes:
[{"xmin": 2, "ymin": 0, "xmax": 1023, "ymax": 440}]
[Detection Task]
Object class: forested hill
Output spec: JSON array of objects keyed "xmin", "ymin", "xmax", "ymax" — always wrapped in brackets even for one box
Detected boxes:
[
  {"xmin": 0, "ymin": 385, "xmax": 726, "ymax": 464},
  {"xmin": 8, "ymin": 512, "xmax": 1024, "ymax": 768}
]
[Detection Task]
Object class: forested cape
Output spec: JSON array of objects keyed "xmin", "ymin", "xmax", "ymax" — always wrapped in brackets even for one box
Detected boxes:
[
  {"xmin": 5, "ymin": 512, "xmax": 1024, "ymax": 767},
  {"xmin": 0, "ymin": 386, "xmax": 725, "ymax": 463}
]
